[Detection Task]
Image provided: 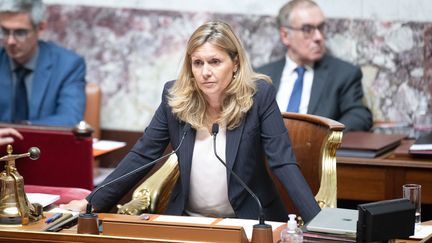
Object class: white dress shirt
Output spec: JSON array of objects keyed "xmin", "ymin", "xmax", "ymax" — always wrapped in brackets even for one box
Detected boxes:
[
  {"xmin": 186, "ymin": 125, "xmax": 235, "ymax": 218},
  {"xmin": 276, "ymin": 55, "xmax": 314, "ymax": 114}
]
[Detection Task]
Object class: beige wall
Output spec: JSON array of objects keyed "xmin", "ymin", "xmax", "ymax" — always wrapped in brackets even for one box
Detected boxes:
[{"xmin": 44, "ymin": 0, "xmax": 432, "ymax": 22}]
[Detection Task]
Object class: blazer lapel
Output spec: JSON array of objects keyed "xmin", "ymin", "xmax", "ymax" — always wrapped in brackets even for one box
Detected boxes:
[
  {"xmin": 226, "ymin": 118, "xmax": 246, "ymax": 184},
  {"xmin": 29, "ymin": 42, "xmax": 53, "ymax": 119},
  {"xmin": 0, "ymin": 53, "xmax": 13, "ymax": 121},
  {"xmin": 178, "ymin": 123, "xmax": 196, "ymax": 198},
  {"xmin": 308, "ymin": 57, "xmax": 328, "ymax": 114},
  {"xmin": 270, "ymin": 58, "xmax": 285, "ymax": 89}
]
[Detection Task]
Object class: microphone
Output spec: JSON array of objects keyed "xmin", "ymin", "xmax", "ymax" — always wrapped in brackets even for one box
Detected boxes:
[
  {"xmin": 211, "ymin": 123, "xmax": 272, "ymax": 242},
  {"xmin": 77, "ymin": 123, "xmax": 192, "ymax": 234}
]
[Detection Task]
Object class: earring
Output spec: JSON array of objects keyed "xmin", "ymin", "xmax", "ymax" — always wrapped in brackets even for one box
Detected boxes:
[{"xmin": 233, "ymin": 70, "xmax": 238, "ymax": 80}]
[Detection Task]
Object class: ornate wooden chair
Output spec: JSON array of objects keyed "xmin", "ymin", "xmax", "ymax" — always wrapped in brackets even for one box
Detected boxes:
[
  {"xmin": 84, "ymin": 82, "xmax": 102, "ymax": 139},
  {"xmin": 116, "ymin": 153, "xmax": 179, "ymax": 215},
  {"xmin": 117, "ymin": 112, "xmax": 345, "ymax": 216},
  {"xmin": 272, "ymin": 112, "xmax": 345, "ymax": 214}
]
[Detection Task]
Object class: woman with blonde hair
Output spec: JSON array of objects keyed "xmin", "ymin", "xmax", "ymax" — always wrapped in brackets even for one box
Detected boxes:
[{"xmin": 62, "ymin": 21, "xmax": 320, "ymax": 223}]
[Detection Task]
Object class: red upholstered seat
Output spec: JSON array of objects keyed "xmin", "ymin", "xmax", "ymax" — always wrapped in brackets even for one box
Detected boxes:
[
  {"xmin": 24, "ymin": 185, "xmax": 91, "ymax": 205},
  {"xmin": 0, "ymin": 124, "xmax": 94, "ymax": 190}
]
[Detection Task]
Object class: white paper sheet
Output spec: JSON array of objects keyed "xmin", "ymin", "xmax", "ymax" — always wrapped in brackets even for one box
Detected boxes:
[
  {"xmin": 26, "ymin": 193, "xmax": 60, "ymax": 207},
  {"xmin": 47, "ymin": 207, "xmax": 80, "ymax": 216},
  {"xmin": 410, "ymin": 225, "xmax": 432, "ymax": 239},
  {"xmin": 154, "ymin": 215, "xmax": 217, "ymax": 225},
  {"xmin": 93, "ymin": 139, "xmax": 126, "ymax": 150}
]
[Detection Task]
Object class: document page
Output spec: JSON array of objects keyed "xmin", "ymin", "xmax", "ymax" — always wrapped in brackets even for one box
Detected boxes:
[
  {"xmin": 26, "ymin": 193, "xmax": 60, "ymax": 207},
  {"xmin": 93, "ymin": 139, "xmax": 126, "ymax": 156},
  {"xmin": 410, "ymin": 225, "xmax": 432, "ymax": 239},
  {"xmin": 154, "ymin": 215, "xmax": 217, "ymax": 225}
]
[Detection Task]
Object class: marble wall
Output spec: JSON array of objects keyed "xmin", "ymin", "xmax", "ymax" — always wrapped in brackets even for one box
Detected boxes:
[
  {"xmin": 41, "ymin": 4, "xmax": 432, "ymax": 131},
  {"xmin": 43, "ymin": 0, "xmax": 432, "ymax": 22}
]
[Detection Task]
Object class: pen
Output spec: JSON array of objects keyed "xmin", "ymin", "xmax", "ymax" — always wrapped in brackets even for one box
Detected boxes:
[
  {"xmin": 45, "ymin": 213, "xmax": 63, "ymax": 224},
  {"xmin": 44, "ymin": 214, "xmax": 77, "ymax": 232}
]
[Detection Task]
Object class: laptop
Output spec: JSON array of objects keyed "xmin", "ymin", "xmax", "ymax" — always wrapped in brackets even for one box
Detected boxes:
[{"xmin": 306, "ymin": 208, "xmax": 358, "ymax": 236}]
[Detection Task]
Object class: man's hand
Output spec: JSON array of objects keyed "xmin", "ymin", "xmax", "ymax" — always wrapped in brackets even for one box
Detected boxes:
[{"xmin": 0, "ymin": 128, "xmax": 23, "ymax": 146}]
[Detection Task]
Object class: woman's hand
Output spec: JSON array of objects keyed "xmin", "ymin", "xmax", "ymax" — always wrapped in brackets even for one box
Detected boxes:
[{"xmin": 59, "ymin": 199, "xmax": 89, "ymax": 213}]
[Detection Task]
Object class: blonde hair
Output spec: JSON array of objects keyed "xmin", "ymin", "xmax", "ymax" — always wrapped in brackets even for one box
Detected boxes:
[{"xmin": 168, "ymin": 21, "xmax": 270, "ymax": 130}]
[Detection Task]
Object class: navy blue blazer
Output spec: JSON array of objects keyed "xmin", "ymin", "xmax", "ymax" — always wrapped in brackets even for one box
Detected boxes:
[
  {"xmin": 257, "ymin": 54, "xmax": 372, "ymax": 131},
  {"xmin": 0, "ymin": 41, "xmax": 86, "ymax": 126},
  {"xmin": 90, "ymin": 80, "xmax": 320, "ymax": 222}
]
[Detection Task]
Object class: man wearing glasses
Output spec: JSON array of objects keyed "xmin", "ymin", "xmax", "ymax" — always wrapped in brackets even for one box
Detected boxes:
[
  {"xmin": 257, "ymin": 0, "xmax": 372, "ymax": 132},
  {"xmin": 0, "ymin": 0, "xmax": 85, "ymax": 127}
]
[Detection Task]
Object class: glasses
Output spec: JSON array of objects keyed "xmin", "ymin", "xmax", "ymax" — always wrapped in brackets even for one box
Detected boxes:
[
  {"xmin": 0, "ymin": 27, "xmax": 33, "ymax": 42},
  {"xmin": 285, "ymin": 23, "xmax": 326, "ymax": 38}
]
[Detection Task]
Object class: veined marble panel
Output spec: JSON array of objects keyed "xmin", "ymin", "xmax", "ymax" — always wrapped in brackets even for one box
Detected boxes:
[
  {"xmin": 42, "ymin": 5, "xmax": 431, "ymax": 131},
  {"xmin": 44, "ymin": 0, "xmax": 432, "ymax": 22}
]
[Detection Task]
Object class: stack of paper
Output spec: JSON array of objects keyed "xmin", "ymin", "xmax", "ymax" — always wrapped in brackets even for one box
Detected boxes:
[
  {"xmin": 26, "ymin": 193, "xmax": 60, "ymax": 207},
  {"xmin": 409, "ymin": 132, "xmax": 432, "ymax": 155}
]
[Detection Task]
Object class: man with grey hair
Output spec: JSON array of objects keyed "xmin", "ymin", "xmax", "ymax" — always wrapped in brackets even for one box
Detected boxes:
[
  {"xmin": 257, "ymin": 0, "xmax": 372, "ymax": 131},
  {"xmin": 0, "ymin": 0, "xmax": 86, "ymax": 127}
]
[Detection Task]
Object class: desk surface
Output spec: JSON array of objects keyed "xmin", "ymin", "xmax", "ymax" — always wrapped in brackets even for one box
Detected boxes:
[
  {"xmin": 338, "ymin": 140, "xmax": 432, "ymax": 168},
  {"xmin": 0, "ymin": 213, "xmax": 284, "ymax": 243},
  {"xmin": 0, "ymin": 214, "xmax": 430, "ymax": 243}
]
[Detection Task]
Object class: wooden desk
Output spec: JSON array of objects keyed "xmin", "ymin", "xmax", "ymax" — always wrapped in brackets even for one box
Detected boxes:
[
  {"xmin": 337, "ymin": 140, "xmax": 432, "ymax": 204},
  {"xmin": 0, "ymin": 213, "xmax": 284, "ymax": 243},
  {"xmin": 0, "ymin": 213, "xmax": 430, "ymax": 243}
]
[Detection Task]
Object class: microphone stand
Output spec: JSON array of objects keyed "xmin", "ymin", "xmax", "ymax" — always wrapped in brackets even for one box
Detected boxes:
[
  {"xmin": 251, "ymin": 221, "xmax": 273, "ymax": 243},
  {"xmin": 211, "ymin": 124, "xmax": 273, "ymax": 243},
  {"xmin": 77, "ymin": 124, "xmax": 191, "ymax": 234},
  {"xmin": 77, "ymin": 205, "xmax": 99, "ymax": 234}
]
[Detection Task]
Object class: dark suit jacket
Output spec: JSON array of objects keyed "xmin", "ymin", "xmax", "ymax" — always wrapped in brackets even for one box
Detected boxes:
[
  {"xmin": 257, "ymin": 54, "xmax": 372, "ymax": 131},
  {"xmin": 90, "ymin": 80, "xmax": 320, "ymax": 222},
  {"xmin": 0, "ymin": 41, "xmax": 86, "ymax": 126}
]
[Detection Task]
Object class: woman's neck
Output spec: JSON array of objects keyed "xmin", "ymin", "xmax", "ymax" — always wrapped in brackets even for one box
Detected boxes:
[{"xmin": 206, "ymin": 104, "xmax": 221, "ymax": 133}]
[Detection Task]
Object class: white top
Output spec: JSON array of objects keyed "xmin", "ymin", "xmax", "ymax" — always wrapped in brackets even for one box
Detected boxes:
[
  {"xmin": 276, "ymin": 55, "xmax": 314, "ymax": 114},
  {"xmin": 186, "ymin": 126, "xmax": 235, "ymax": 218}
]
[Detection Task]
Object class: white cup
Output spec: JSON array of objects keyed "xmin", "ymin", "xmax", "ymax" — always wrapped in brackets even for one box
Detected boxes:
[{"xmin": 402, "ymin": 184, "xmax": 421, "ymax": 230}]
